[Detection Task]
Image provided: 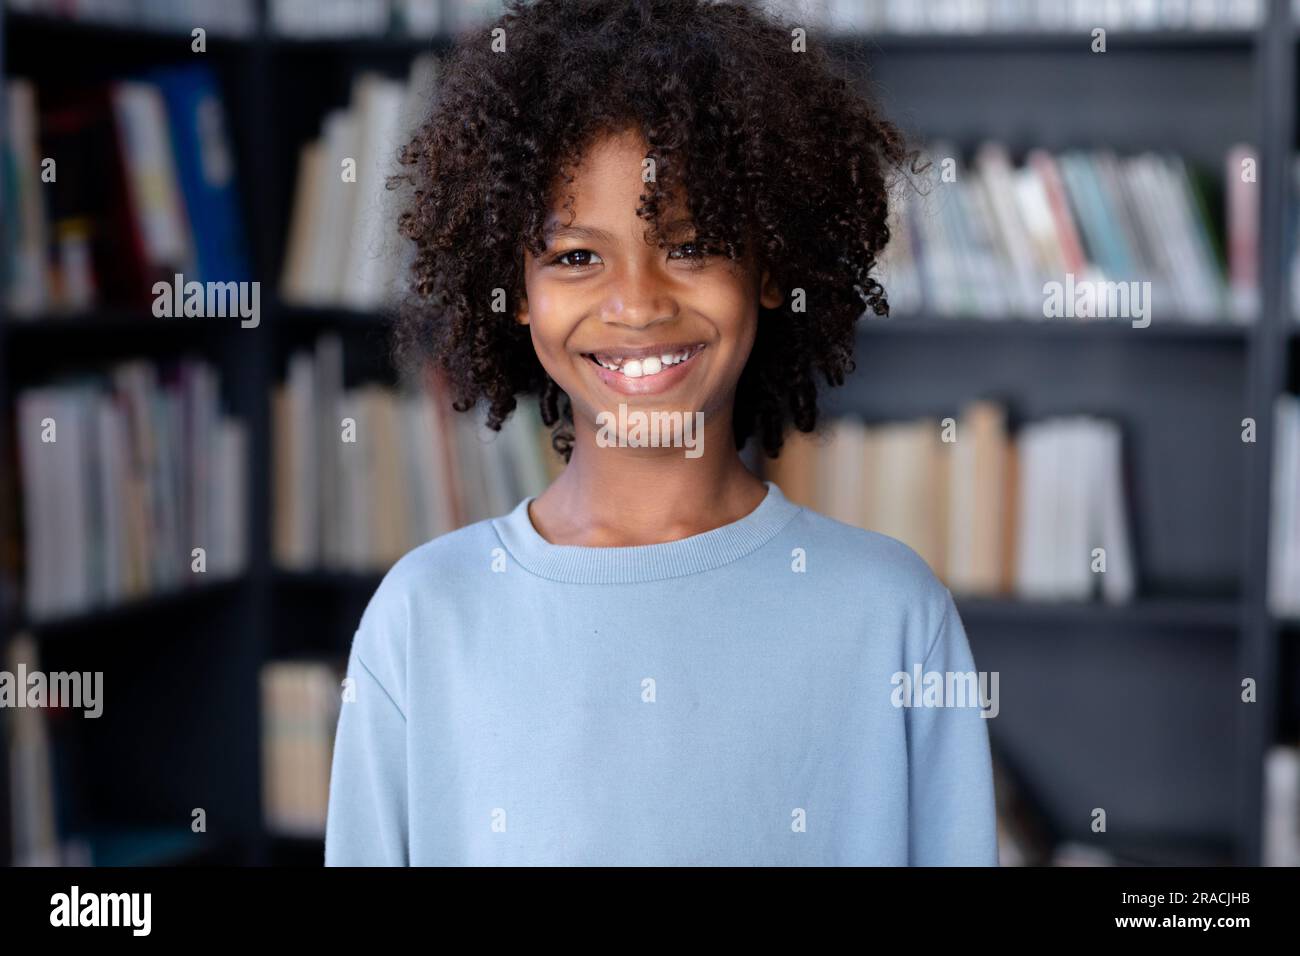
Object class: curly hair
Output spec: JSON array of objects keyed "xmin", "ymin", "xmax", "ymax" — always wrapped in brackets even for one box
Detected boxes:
[{"xmin": 392, "ymin": 0, "xmax": 916, "ymax": 462}]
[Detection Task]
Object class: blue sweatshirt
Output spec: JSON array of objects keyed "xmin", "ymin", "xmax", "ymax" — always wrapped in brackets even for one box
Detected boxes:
[{"xmin": 324, "ymin": 480, "xmax": 999, "ymax": 865}]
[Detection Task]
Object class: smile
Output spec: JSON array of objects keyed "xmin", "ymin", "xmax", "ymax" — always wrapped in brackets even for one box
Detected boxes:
[
  {"xmin": 581, "ymin": 343, "xmax": 707, "ymax": 395},
  {"xmin": 583, "ymin": 343, "xmax": 706, "ymax": 378}
]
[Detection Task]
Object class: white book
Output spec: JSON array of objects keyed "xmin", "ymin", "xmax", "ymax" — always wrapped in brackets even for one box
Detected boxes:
[
  {"xmin": 340, "ymin": 75, "xmax": 409, "ymax": 308},
  {"xmin": 280, "ymin": 139, "xmax": 327, "ymax": 304},
  {"xmin": 974, "ymin": 143, "xmax": 1042, "ymax": 317},
  {"xmin": 18, "ymin": 390, "xmax": 53, "ymax": 617},
  {"xmin": 1012, "ymin": 163, "xmax": 1066, "ymax": 293},
  {"xmin": 1014, "ymin": 423, "xmax": 1052, "ymax": 599},
  {"xmin": 1093, "ymin": 419, "xmax": 1136, "ymax": 603},
  {"xmin": 311, "ymin": 111, "xmax": 360, "ymax": 303},
  {"xmin": 1268, "ymin": 395, "xmax": 1300, "ymax": 617},
  {"xmin": 111, "ymin": 81, "xmax": 195, "ymax": 278}
]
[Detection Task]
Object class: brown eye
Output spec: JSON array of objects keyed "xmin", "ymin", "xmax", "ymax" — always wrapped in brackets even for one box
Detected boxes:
[
  {"xmin": 668, "ymin": 242, "xmax": 703, "ymax": 260},
  {"xmin": 555, "ymin": 249, "xmax": 601, "ymax": 267}
]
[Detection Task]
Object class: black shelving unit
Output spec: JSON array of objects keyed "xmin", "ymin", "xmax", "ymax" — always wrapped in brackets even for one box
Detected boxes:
[{"xmin": 0, "ymin": 0, "xmax": 1297, "ymax": 866}]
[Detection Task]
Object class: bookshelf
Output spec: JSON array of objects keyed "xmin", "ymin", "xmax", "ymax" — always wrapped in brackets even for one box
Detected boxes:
[{"xmin": 0, "ymin": 0, "xmax": 1296, "ymax": 867}]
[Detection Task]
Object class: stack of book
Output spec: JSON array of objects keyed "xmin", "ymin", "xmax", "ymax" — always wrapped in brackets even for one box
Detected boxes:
[
  {"xmin": 767, "ymin": 402, "xmax": 1136, "ymax": 602},
  {"xmin": 261, "ymin": 658, "xmax": 342, "ymax": 838},
  {"xmin": 16, "ymin": 359, "xmax": 247, "ymax": 621},
  {"xmin": 269, "ymin": 0, "xmax": 501, "ymax": 37},
  {"xmin": 3, "ymin": 66, "xmax": 250, "ymax": 317},
  {"xmin": 279, "ymin": 59, "xmax": 439, "ymax": 310},
  {"xmin": 272, "ymin": 335, "xmax": 559, "ymax": 573},
  {"xmin": 4, "ymin": 0, "xmax": 256, "ymax": 35},
  {"xmin": 759, "ymin": 0, "xmax": 1261, "ymax": 32},
  {"xmin": 1268, "ymin": 394, "xmax": 1300, "ymax": 619},
  {"xmin": 873, "ymin": 143, "xmax": 1254, "ymax": 324}
]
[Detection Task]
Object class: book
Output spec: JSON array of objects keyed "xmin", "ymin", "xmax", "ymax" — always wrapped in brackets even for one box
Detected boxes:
[
  {"xmin": 279, "ymin": 60, "xmax": 443, "ymax": 309},
  {"xmin": 261, "ymin": 658, "xmax": 343, "ymax": 837},
  {"xmin": 880, "ymin": 143, "xmax": 1243, "ymax": 325},
  {"xmin": 272, "ymin": 336, "xmax": 558, "ymax": 573},
  {"xmin": 763, "ymin": 404, "xmax": 1136, "ymax": 601},
  {"xmin": 6, "ymin": 72, "xmax": 250, "ymax": 316},
  {"xmin": 15, "ymin": 360, "xmax": 247, "ymax": 620}
]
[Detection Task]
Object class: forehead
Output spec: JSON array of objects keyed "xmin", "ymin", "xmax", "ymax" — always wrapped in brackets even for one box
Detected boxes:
[{"xmin": 544, "ymin": 127, "xmax": 690, "ymax": 234}]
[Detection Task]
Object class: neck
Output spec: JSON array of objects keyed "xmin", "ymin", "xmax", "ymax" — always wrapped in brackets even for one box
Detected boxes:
[{"xmin": 530, "ymin": 407, "xmax": 767, "ymax": 546}]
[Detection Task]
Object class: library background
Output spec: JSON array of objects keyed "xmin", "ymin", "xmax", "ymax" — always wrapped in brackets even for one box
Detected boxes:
[{"xmin": 1, "ymin": 0, "xmax": 1299, "ymax": 867}]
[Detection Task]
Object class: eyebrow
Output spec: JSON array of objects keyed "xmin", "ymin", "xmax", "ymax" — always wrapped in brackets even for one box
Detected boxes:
[
  {"xmin": 543, "ymin": 223, "xmax": 616, "ymax": 243},
  {"xmin": 540, "ymin": 219, "xmax": 700, "ymax": 247}
]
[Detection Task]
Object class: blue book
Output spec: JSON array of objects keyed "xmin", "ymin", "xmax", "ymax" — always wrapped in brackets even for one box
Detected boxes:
[{"xmin": 148, "ymin": 65, "xmax": 251, "ymax": 285}]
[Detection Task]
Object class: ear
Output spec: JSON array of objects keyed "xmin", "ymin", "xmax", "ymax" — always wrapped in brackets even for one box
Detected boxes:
[
  {"xmin": 515, "ymin": 288, "xmax": 531, "ymax": 326},
  {"xmin": 758, "ymin": 268, "xmax": 783, "ymax": 310}
]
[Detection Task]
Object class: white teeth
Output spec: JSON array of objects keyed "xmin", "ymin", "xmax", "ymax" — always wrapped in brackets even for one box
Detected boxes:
[{"xmin": 592, "ymin": 346, "xmax": 700, "ymax": 376}]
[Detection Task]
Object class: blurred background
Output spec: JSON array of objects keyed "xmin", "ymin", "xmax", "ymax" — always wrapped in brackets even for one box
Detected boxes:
[{"xmin": 1, "ymin": 0, "xmax": 1298, "ymax": 867}]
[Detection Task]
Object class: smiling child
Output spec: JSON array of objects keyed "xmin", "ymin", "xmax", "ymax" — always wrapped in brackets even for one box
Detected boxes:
[{"xmin": 324, "ymin": 0, "xmax": 999, "ymax": 866}]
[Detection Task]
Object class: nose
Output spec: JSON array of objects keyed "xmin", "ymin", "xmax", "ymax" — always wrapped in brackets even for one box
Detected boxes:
[{"xmin": 598, "ymin": 264, "xmax": 678, "ymax": 329}]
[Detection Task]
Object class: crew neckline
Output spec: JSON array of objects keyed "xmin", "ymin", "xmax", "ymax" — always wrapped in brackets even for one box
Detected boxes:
[{"xmin": 491, "ymin": 480, "xmax": 802, "ymax": 584}]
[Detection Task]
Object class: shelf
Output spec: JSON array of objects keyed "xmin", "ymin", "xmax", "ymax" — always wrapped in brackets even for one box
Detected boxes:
[
  {"xmin": 3, "ymin": 310, "xmax": 254, "ymax": 336},
  {"xmin": 834, "ymin": 29, "xmax": 1258, "ymax": 54},
  {"xmin": 276, "ymin": 303, "xmax": 396, "ymax": 329},
  {"xmin": 955, "ymin": 595, "xmax": 1242, "ymax": 630},
  {"xmin": 4, "ymin": 10, "xmax": 255, "ymax": 46},
  {"xmin": 3, "ymin": 13, "xmax": 1257, "ymax": 55},
  {"xmin": 859, "ymin": 315, "xmax": 1252, "ymax": 340},
  {"xmin": 6, "ymin": 575, "xmax": 246, "ymax": 639},
  {"xmin": 274, "ymin": 568, "xmax": 386, "ymax": 591},
  {"xmin": 271, "ymin": 34, "xmax": 455, "ymax": 56}
]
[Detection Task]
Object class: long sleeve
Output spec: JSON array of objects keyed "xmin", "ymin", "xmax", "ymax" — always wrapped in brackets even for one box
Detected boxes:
[
  {"xmin": 905, "ymin": 588, "xmax": 1000, "ymax": 866},
  {"xmin": 324, "ymin": 647, "xmax": 409, "ymax": 866}
]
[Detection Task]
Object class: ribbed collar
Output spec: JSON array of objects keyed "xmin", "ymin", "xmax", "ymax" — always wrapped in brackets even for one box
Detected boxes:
[{"xmin": 491, "ymin": 481, "xmax": 801, "ymax": 584}]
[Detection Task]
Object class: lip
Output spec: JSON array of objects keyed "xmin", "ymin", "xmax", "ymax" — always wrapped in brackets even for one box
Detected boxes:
[{"xmin": 581, "ymin": 343, "xmax": 707, "ymax": 396}]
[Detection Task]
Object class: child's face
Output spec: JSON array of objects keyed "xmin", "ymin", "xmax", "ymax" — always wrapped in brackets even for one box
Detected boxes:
[{"xmin": 518, "ymin": 128, "xmax": 782, "ymax": 442}]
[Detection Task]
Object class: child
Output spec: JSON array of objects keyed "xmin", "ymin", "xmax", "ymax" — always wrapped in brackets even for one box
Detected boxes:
[{"xmin": 325, "ymin": 0, "xmax": 998, "ymax": 865}]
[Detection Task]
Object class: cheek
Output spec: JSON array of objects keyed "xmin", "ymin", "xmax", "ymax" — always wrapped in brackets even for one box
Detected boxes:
[
  {"xmin": 522, "ymin": 283, "xmax": 571, "ymax": 345},
  {"xmin": 698, "ymin": 274, "xmax": 759, "ymax": 348}
]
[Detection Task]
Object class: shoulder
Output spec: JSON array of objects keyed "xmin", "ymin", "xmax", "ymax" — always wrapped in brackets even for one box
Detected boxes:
[
  {"xmin": 346, "ymin": 515, "xmax": 502, "ymax": 703},
  {"xmin": 372, "ymin": 515, "xmax": 503, "ymax": 598},
  {"xmin": 783, "ymin": 504, "xmax": 946, "ymax": 597},
  {"xmin": 778, "ymin": 503, "xmax": 955, "ymax": 655}
]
